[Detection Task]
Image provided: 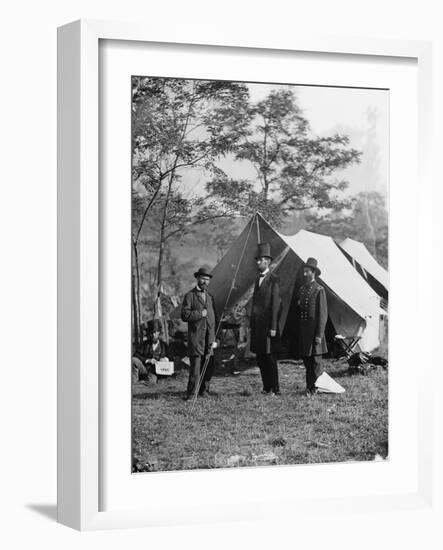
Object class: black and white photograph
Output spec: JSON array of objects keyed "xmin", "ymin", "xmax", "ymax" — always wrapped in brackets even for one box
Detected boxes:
[
  {"xmin": 5, "ymin": 0, "xmax": 441, "ymax": 543},
  {"xmin": 131, "ymin": 76, "xmax": 389, "ymax": 473}
]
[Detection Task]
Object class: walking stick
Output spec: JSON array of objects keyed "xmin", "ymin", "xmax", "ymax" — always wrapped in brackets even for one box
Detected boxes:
[{"xmin": 188, "ymin": 215, "xmax": 256, "ymax": 415}]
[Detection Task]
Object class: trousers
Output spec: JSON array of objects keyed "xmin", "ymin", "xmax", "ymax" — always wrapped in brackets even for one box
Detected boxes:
[
  {"xmin": 302, "ymin": 356, "xmax": 324, "ymax": 391},
  {"xmin": 132, "ymin": 357, "xmax": 147, "ymax": 382},
  {"xmin": 187, "ymin": 355, "xmax": 214, "ymax": 397},
  {"xmin": 256, "ymin": 353, "xmax": 279, "ymax": 393}
]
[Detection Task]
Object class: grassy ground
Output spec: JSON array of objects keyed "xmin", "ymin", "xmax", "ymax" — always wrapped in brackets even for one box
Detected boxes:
[{"xmin": 132, "ymin": 356, "xmax": 388, "ymax": 473}]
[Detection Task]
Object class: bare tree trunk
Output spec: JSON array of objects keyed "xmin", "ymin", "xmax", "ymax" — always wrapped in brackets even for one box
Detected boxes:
[
  {"xmin": 132, "ymin": 238, "xmax": 142, "ymax": 346},
  {"xmin": 132, "ymin": 268, "xmax": 140, "ymax": 347},
  {"xmin": 133, "ymin": 240, "xmax": 142, "ymax": 326},
  {"xmin": 262, "ymin": 115, "xmax": 269, "ymax": 202},
  {"xmin": 156, "ymin": 176, "xmax": 174, "ymax": 288}
]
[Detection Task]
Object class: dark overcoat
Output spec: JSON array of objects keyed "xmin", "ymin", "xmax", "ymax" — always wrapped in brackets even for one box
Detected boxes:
[
  {"xmin": 181, "ymin": 288, "xmax": 217, "ymax": 356},
  {"xmin": 297, "ymin": 280, "xmax": 328, "ymax": 357},
  {"xmin": 250, "ymin": 272, "xmax": 281, "ymax": 355}
]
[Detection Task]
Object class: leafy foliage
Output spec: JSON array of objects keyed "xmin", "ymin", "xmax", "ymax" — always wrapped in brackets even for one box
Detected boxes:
[
  {"xmin": 132, "ymin": 77, "xmax": 251, "ymax": 323},
  {"xmin": 207, "ymin": 88, "xmax": 361, "ymax": 226},
  {"xmin": 131, "ymin": 78, "xmax": 382, "ymax": 327}
]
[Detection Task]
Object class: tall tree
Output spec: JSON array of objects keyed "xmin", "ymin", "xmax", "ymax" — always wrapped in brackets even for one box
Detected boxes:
[
  {"xmin": 207, "ymin": 88, "xmax": 361, "ymax": 226},
  {"xmin": 131, "ymin": 77, "xmax": 250, "ymax": 334}
]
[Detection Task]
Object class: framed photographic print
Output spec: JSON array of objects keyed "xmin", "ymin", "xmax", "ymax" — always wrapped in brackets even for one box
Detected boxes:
[{"xmin": 57, "ymin": 19, "xmax": 432, "ymax": 530}]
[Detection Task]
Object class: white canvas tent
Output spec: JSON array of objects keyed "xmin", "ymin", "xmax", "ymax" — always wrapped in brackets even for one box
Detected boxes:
[
  {"xmin": 339, "ymin": 237, "xmax": 389, "ymax": 302},
  {"xmin": 207, "ymin": 213, "xmax": 383, "ymax": 353}
]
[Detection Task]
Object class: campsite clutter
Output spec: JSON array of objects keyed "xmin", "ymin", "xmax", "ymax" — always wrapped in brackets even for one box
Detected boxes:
[
  {"xmin": 133, "ymin": 212, "xmax": 388, "ymax": 399},
  {"xmin": 346, "ymin": 351, "xmax": 388, "ymax": 376}
]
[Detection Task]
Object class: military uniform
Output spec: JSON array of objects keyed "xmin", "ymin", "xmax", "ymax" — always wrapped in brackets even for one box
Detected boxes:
[
  {"xmin": 181, "ymin": 283, "xmax": 218, "ymax": 397},
  {"xmin": 297, "ymin": 277, "xmax": 328, "ymax": 392}
]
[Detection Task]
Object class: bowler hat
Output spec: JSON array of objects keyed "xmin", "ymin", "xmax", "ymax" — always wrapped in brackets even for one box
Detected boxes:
[
  {"xmin": 255, "ymin": 242, "xmax": 273, "ymax": 260},
  {"xmin": 303, "ymin": 257, "xmax": 321, "ymax": 276},
  {"xmin": 193, "ymin": 266, "xmax": 213, "ymax": 279}
]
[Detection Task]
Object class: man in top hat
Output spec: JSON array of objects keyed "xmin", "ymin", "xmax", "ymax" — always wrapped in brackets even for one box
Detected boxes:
[
  {"xmin": 296, "ymin": 257, "xmax": 328, "ymax": 394},
  {"xmin": 132, "ymin": 319, "xmax": 168, "ymax": 384},
  {"xmin": 181, "ymin": 266, "xmax": 218, "ymax": 399},
  {"xmin": 250, "ymin": 243, "xmax": 282, "ymax": 395}
]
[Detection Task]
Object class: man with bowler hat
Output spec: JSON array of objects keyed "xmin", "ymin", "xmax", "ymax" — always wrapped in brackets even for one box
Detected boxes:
[
  {"xmin": 297, "ymin": 257, "xmax": 328, "ymax": 395},
  {"xmin": 181, "ymin": 266, "xmax": 218, "ymax": 399},
  {"xmin": 250, "ymin": 243, "xmax": 282, "ymax": 395}
]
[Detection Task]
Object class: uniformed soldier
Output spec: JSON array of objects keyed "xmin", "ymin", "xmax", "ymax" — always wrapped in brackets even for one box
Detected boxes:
[
  {"xmin": 250, "ymin": 243, "xmax": 282, "ymax": 395},
  {"xmin": 297, "ymin": 257, "xmax": 328, "ymax": 394}
]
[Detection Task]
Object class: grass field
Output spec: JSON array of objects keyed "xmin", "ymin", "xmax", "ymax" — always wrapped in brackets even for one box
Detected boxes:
[{"xmin": 132, "ymin": 356, "xmax": 388, "ymax": 473}]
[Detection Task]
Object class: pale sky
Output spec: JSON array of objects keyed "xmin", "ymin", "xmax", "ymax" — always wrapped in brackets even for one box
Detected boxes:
[
  {"xmin": 245, "ymin": 82, "xmax": 389, "ymax": 197},
  {"xmin": 172, "ymin": 81, "xmax": 389, "ymax": 201}
]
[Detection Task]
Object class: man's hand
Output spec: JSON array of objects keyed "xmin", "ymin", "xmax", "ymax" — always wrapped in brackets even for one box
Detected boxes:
[
  {"xmin": 269, "ymin": 329, "xmax": 277, "ymax": 338},
  {"xmin": 314, "ymin": 336, "xmax": 322, "ymax": 344},
  {"xmin": 211, "ymin": 341, "xmax": 218, "ymax": 349},
  {"xmin": 201, "ymin": 309, "xmax": 207, "ymax": 318}
]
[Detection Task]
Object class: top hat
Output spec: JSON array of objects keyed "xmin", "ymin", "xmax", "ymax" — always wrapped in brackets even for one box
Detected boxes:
[
  {"xmin": 147, "ymin": 318, "xmax": 162, "ymax": 333},
  {"xmin": 303, "ymin": 257, "xmax": 321, "ymax": 276},
  {"xmin": 255, "ymin": 242, "xmax": 273, "ymax": 260},
  {"xmin": 193, "ymin": 266, "xmax": 213, "ymax": 279}
]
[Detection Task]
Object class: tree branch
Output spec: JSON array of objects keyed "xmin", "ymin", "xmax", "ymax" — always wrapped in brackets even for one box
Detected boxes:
[{"xmin": 164, "ymin": 212, "xmax": 237, "ymax": 241}]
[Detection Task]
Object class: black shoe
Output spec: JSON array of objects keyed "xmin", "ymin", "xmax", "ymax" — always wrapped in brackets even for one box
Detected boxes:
[
  {"xmin": 261, "ymin": 389, "xmax": 271, "ymax": 395},
  {"xmin": 273, "ymin": 391, "xmax": 282, "ymax": 396}
]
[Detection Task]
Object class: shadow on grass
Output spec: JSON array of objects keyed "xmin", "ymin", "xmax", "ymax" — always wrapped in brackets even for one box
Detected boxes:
[
  {"xmin": 133, "ymin": 389, "xmax": 185, "ymax": 400},
  {"xmin": 326, "ymin": 367, "xmax": 352, "ymax": 379},
  {"xmin": 213, "ymin": 359, "xmax": 257, "ymax": 377}
]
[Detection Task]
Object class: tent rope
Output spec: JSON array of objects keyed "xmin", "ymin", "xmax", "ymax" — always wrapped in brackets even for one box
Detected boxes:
[{"xmin": 189, "ymin": 214, "xmax": 257, "ymax": 414}]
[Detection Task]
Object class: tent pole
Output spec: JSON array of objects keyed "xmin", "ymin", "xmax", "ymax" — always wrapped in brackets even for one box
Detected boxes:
[
  {"xmin": 190, "ymin": 216, "xmax": 255, "ymax": 414},
  {"xmin": 255, "ymin": 212, "xmax": 261, "ymax": 243}
]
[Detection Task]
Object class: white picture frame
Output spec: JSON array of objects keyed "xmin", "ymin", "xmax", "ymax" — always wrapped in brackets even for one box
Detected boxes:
[{"xmin": 57, "ymin": 19, "xmax": 433, "ymax": 531}]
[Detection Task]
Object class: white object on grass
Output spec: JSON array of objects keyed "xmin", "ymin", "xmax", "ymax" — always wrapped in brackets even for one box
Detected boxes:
[
  {"xmin": 154, "ymin": 360, "xmax": 174, "ymax": 376},
  {"xmin": 315, "ymin": 372, "xmax": 345, "ymax": 394}
]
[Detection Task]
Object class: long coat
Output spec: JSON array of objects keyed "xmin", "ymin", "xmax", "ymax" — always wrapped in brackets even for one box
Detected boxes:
[
  {"xmin": 181, "ymin": 288, "xmax": 217, "ymax": 356},
  {"xmin": 297, "ymin": 280, "xmax": 328, "ymax": 357},
  {"xmin": 250, "ymin": 272, "xmax": 281, "ymax": 355}
]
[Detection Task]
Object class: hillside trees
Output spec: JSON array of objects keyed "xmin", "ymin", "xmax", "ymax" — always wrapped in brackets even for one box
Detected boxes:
[{"xmin": 305, "ymin": 191, "xmax": 388, "ymax": 268}]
